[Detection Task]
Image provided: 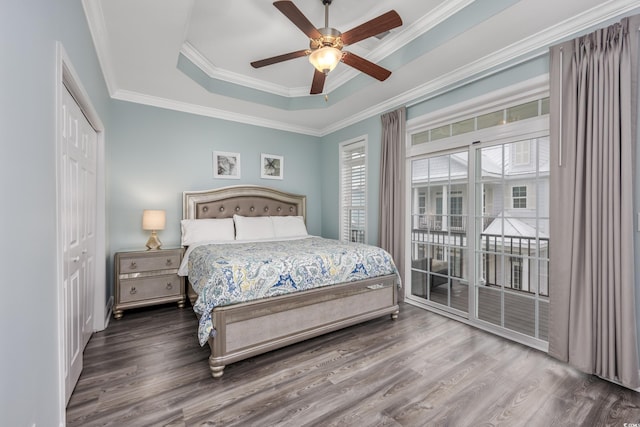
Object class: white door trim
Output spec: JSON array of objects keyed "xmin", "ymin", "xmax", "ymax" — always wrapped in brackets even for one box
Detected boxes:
[{"xmin": 55, "ymin": 42, "xmax": 106, "ymax": 424}]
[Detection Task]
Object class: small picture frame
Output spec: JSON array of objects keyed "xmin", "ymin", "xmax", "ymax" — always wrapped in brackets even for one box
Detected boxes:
[
  {"xmin": 261, "ymin": 153, "xmax": 284, "ymax": 180},
  {"xmin": 213, "ymin": 151, "xmax": 241, "ymax": 179}
]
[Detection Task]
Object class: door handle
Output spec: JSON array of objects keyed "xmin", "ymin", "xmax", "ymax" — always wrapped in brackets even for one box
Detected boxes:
[{"xmin": 72, "ymin": 256, "xmax": 80, "ymax": 263}]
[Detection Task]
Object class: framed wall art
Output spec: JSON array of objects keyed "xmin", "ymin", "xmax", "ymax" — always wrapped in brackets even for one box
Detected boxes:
[
  {"xmin": 261, "ymin": 153, "xmax": 283, "ymax": 180},
  {"xmin": 213, "ymin": 151, "xmax": 241, "ymax": 179}
]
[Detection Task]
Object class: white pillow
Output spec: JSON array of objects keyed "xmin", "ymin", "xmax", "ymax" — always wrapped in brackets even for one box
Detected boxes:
[
  {"xmin": 233, "ymin": 215, "xmax": 275, "ymax": 240},
  {"xmin": 271, "ymin": 216, "xmax": 308, "ymax": 238},
  {"xmin": 180, "ymin": 218, "xmax": 235, "ymax": 246}
]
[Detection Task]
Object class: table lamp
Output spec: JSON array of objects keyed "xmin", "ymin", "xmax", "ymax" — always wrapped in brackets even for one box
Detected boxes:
[{"xmin": 142, "ymin": 209, "xmax": 166, "ymax": 250}]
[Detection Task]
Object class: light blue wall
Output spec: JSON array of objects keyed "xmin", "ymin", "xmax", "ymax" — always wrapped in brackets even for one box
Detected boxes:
[
  {"xmin": 0, "ymin": 1, "xmax": 112, "ymax": 426},
  {"xmin": 107, "ymin": 100, "xmax": 322, "ymax": 263},
  {"xmin": 407, "ymin": 56, "xmax": 550, "ymax": 121},
  {"xmin": 320, "ymin": 116, "xmax": 382, "ymax": 244}
]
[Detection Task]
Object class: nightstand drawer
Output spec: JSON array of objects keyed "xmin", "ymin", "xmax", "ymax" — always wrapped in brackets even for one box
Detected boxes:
[
  {"xmin": 113, "ymin": 247, "xmax": 186, "ymax": 319},
  {"xmin": 119, "ymin": 274, "xmax": 182, "ymax": 303},
  {"xmin": 119, "ymin": 252, "xmax": 181, "ymax": 274}
]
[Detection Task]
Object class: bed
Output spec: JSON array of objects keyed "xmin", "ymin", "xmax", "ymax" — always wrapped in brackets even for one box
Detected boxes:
[{"xmin": 180, "ymin": 185, "xmax": 400, "ymax": 378}]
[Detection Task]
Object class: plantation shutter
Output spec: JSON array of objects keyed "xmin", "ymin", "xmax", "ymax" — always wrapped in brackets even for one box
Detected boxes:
[{"xmin": 340, "ymin": 140, "xmax": 366, "ymax": 243}]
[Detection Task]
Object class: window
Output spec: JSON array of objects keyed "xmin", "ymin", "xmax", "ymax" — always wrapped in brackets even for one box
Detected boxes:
[
  {"xmin": 435, "ymin": 195, "xmax": 443, "ymax": 229},
  {"xmin": 435, "ymin": 191, "xmax": 463, "ymax": 229},
  {"xmin": 418, "ymin": 193, "xmax": 426, "ymax": 215},
  {"xmin": 411, "ymin": 97, "xmax": 550, "ymax": 146},
  {"xmin": 513, "ymin": 141, "xmax": 531, "ymax": 165},
  {"xmin": 512, "ymin": 186, "xmax": 527, "ymax": 208},
  {"xmin": 340, "ymin": 138, "xmax": 367, "ymax": 243},
  {"xmin": 449, "ymin": 193, "xmax": 463, "ymax": 229},
  {"xmin": 482, "ymin": 191, "xmax": 487, "ymax": 215},
  {"xmin": 511, "ymin": 257, "xmax": 523, "ymax": 290}
]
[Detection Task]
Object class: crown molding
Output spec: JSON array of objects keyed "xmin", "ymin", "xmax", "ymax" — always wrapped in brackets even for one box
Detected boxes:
[
  {"xmin": 112, "ymin": 89, "xmax": 323, "ymax": 137},
  {"xmin": 371, "ymin": 0, "xmax": 476, "ymax": 62},
  {"xmin": 327, "ymin": 0, "xmax": 476, "ymax": 94},
  {"xmin": 322, "ymin": 50, "xmax": 548, "ymax": 136},
  {"xmin": 322, "ymin": 0, "xmax": 640, "ymax": 136},
  {"xmin": 180, "ymin": 0, "xmax": 476, "ymax": 98},
  {"xmin": 181, "ymin": 40, "xmax": 347, "ymax": 97},
  {"xmin": 179, "ymin": 42, "xmax": 311, "ymax": 98},
  {"xmin": 82, "ymin": 0, "xmax": 118, "ymax": 96},
  {"xmin": 86, "ymin": 0, "xmax": 640, "ymax": 137}
]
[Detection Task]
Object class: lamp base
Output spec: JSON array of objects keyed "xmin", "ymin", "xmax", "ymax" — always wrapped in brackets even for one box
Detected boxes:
[{"xmin": 145, "ymin": 231, "xmax": 162, "ymax": 250}]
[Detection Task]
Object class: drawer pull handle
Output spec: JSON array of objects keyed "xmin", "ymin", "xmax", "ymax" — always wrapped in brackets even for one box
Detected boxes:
[
  {"xmin": 166, "ymin": 283, "xmax": 173, "ymax": 290},
  {"xmin": 130, "ymin": 286, "xmax": 137, "ymax": 294},
  {"xmin": 129, "ymin": 262, "xmax": 137, "ymax": 269},
  {"xmin": 165, "ymin": 259, "xmax": 173, "ymax": 266}
]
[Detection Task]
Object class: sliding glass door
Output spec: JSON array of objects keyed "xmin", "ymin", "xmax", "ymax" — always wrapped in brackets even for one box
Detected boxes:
[
  {"xmin": 410, "ymin": 150, "xmax": 469, "ymax": 315},
  {"xmin": 475, "ymin": 137, "xmax": 549, "ymax": 341},
  {"xmin": 407, "ymin": 135, "xmax": 550, "ymax": 346}
]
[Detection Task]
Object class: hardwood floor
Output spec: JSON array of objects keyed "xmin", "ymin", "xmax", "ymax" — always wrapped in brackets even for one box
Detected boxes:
[
  {"xmin": 67, "ymin": 303, "xmax": 640, "ymax": 426},
  {"xmin": 427, "ymin": 283, "xmax": 550, "ymax": 341}
]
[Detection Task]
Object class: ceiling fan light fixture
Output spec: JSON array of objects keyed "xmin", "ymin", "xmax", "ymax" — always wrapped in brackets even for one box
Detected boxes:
[
  {"xmin": 309, "ymin": 46, "xmax": 342, "ymax": 74},
  {"xmin": 254, "ymin": 1, "xmax": 402, "ymax": 94}
]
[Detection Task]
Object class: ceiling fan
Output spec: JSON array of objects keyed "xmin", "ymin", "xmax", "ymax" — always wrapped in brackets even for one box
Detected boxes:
[{"xmin": 250, "ymin": 0, "xmax": 403, "ymax": 95}]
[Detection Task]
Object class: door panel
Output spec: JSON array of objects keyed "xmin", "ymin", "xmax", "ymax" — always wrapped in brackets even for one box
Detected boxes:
[
  {"xmin": 62, "ymin": 86, "xmax": 97, "ymax": 404},
  {"xmin": 410, "ymin": 151, "xmax": 469, "ymax": 315},
  {"xmin": 475, "ymin": 138, "xmax": 549, "ymax": 341}
]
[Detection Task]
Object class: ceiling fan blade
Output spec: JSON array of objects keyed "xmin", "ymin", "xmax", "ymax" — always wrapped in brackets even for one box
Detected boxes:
[
  {"xmin": 274, "ymin": 1, "xmax": 322, "ymax": 40},
  {"xmin": 251, "ymin": 49, "xmax": 309, "ymax": 68},
  {"xmin": 310, "ymin": 69, "xmax": 326, "ymax": 94},
  {"xmin": 340, "ymin": 10, "xmax": 402, "ymax": 46},
  {"xmin": 342, "ymin": 52, "xmax": 392, "ymax": 81}
]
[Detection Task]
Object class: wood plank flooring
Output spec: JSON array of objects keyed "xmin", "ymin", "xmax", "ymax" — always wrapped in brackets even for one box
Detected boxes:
[{"xmin": 66, "ymin": 303, "xmax": 640, "ymax": 426}]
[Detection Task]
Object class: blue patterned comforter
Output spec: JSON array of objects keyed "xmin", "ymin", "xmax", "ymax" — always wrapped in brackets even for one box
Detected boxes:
[{"xmin": 188, "ymin": 236, "xmax": 399, "ymax": 346}]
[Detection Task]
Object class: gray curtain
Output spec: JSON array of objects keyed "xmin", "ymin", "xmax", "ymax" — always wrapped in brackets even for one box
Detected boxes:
[
  {"xmin": 548, "ymin": 15, "xmax": 640, "ymax": 388},
  {"xmin": 379, "ymin": 107, "xmax": 406, "ymax": 295}
]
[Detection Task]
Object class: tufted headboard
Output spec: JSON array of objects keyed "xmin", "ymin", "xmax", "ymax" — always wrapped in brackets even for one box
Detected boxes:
[{"xmin": 182, "ymin": 185, "xmax": 306, "ymax": 222}]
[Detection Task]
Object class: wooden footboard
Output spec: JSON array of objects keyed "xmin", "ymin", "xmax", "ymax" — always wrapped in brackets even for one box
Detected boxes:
[{"xmin": 189, "ymin": 274, "xmax": 399, "ymax": 378}]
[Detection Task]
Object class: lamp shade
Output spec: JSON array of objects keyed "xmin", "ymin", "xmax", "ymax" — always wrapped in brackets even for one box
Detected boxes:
[
  {"xmin": 142, "ymin": 209, "xmax": 166, "ymax": 231},
  {"xmin": 309, "ymin": 47, "xmax": 342, "ymax": 74}
]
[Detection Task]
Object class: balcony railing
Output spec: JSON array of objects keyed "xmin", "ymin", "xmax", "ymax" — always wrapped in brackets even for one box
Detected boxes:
[
  {"xmin": 350, "ymin": 229, "xmax": 365, "ymax": 243},
  {"xmin": 411, "ymin": 226, "xmax": 549, "ymax": 297},
  {"xmin": 415, "ymin": 214, "xmax": 497, "ymax": 233}
]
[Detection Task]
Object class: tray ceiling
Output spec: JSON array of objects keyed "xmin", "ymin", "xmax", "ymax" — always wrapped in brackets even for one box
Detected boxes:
[{"xmin": 83, "ymin": 0, "xmax": 639, "ymax": 136}]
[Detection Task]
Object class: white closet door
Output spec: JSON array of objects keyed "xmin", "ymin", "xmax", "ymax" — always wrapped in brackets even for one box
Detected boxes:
[{"xmin": 61, "ymin": 86, "xmax": 97, "ymax": 404}]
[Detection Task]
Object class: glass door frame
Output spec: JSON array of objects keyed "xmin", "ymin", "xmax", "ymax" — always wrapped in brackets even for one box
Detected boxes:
[
  {"xmin": 405, "ymin": 116, "xmax": 550, "ymax": 352},
  {"xmin": 408, "ymin": 146, "xmax": 472, "ymax": 320}
]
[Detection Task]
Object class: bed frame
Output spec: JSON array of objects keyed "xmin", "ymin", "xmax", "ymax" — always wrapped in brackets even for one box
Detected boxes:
[{"xmin": 183, "ymin": 185, "xmax": 399, "ymax": 378}]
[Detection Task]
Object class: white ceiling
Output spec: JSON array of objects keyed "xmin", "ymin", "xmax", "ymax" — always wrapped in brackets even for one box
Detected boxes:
[{"xmin": 83, "ymin": 0, "xmax": 639, "ymax": 136}]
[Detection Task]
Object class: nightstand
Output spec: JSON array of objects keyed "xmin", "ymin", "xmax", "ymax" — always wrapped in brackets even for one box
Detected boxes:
[{"xmin": 113, "ymin": 247, "xmax": 185, "ymax": 319}]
